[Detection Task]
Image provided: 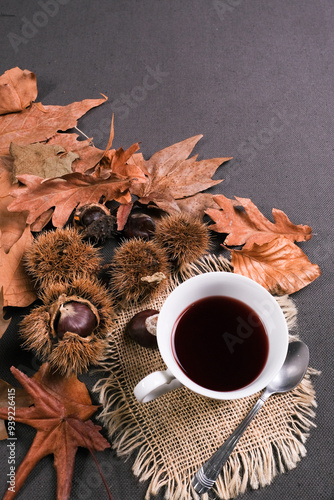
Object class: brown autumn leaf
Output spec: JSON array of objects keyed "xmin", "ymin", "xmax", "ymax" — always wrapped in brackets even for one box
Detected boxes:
[
  {"xmin": 176, "ymin": 192, "xmax": 219, "ymax": 217},
  {"xmin": 0, "ymin": 376, "xmax": 33, "ymax": 440},
  {"xmin": 230, "ymin": 235, "xmax": 321, "ymax": 295},
  {"xmin": 0, "ymin": 68, "xmax": 37, "ymax": 115},
  {"xmin": 207, "ymin": 195, "xmax": 313, "ymax": 249},
  {"xmin": 0, "ymin": 225, "xmax": 36, "ymax": 307},
  {"xmin": 129, "ymin": 135, "xmax": 232, "ymax": 213},
  {"xmin": 0, "ymin": 364, "xmax": 111, "ymax": 500},
  {"xmin": 0, "ymin": 155, "xmax": 27, "ymax": 252},
  {"xmin": 47, "ymin": 133, "xmax": 105, "ymax": 173},
  {"xmin": 8, "ymin": 170, "xmax": 136, "ymax": 229},
  {"xmin": 10, "ymin": 142, "xmax": 79, "ymax": 179},
  {"xmin": 0, "ymin": 96, "xmax": 107, "ymax": 155}
]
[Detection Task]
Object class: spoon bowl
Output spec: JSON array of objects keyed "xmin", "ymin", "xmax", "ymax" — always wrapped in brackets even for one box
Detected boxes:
[{"xmin": 192, "ymin": 341, "xmax": 310, "ymax": 495}]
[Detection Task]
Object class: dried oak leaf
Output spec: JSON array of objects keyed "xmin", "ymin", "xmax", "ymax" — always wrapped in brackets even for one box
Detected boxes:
[
  {"xmin": 0, "ymin": 68, "xmax": 37, "ymax": 115},
  {"xmin": 0, "ymin": 225, "xmax": 36, "ymax": 307},
  {"xmin": 0, "ymin": 155, "xmax": 27, "ymax": 253},
  {"xmin": 10, "ymin": 142, "xmax": 79, "ymax": 179},
  {"xmin": 230, "ymin": 236, "xmax": 321, "ymax": 295},
  {"xmin": 0, "ymin": 376, "xmax": 33, "ymax": 440},
  {"xmin": 128, "ymin": 135, "xmax": 232, "ymax": 214},
  {"xmin": 0, "ymin": 96, "xmax": 107, "ymax": 155},
  {"xmin": 207, "ymin": 195, "xmax": 313, "ymax": 249},
  {"xmin": 0, "ymin": 364, "xmax": 111, "ymax": 500}
]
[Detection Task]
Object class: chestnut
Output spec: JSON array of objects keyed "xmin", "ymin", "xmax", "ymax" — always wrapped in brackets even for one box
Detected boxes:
[
  {"xmin": 55, "ymin": 301, "xmax": 97, "ymax": 339},
  {"xmin": 74, "ymin": 203, "xmax": 116, "ymax": 243},
  {"xmin": 123, "ymin": 213, "xmax": 155, "ymax": 240},
  {"xmin": 125, "ymin": 309, "xmax": 159, "ymax": 347}
]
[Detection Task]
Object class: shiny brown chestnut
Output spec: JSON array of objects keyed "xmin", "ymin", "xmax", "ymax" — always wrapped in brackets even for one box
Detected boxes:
[
  {"xmin": 125, "ymin": 309, "xmax": 159, "ymax": 347},
  {"xmin": 123, "ymin": 213, "xmax": 155, "ymax": 240},
  {"xmin": 55, "ymin": 301, "xmax": 97, "ymax": 339}
]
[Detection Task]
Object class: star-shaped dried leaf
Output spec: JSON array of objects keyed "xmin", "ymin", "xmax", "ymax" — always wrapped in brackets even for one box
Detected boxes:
[
  {"xmin": 129, "ymin": 135, "xmax": 231, "ymax": 213},
  {"xmin": 0, "ymin": 97, "xmax": 107, "ymax": 155},
  {"xmin": 0, "ymin": 375, "xmax": 33, "ymax": 440},
  {"xmin": 0, "ymin": 225, "xmax": 36, "ymax": 307},
  {"xmin": 7, "ymin": 171, "xmax": 135, "ymax": 229},
  {"xmin": 0, "ymin": 155, "xmax": 27, "ymax": 252},
  {"xmin": 230, "ymin": 236, "xmax": 321, "ymax": 295},
  {"xmin": 207, "ymin": 195, "xmax": 313, "ymax": 248},
  {"xmin": 0, "ymin": 68, "xmax": 37, "ymax": 115},
  {"xmin": 0, "ymin": 364, "xmax": 111, "ymax": 500},
  {"xmin": 10, "ymin": 142, "xmax": 79, "ymax": 179}
]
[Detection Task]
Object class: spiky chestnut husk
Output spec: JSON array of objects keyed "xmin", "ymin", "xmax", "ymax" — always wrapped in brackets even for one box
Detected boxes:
[
  {"xmin": 154, "ymin": 213, "xmax": 212, "ymax": 270},
  {"xmin": 109, "ymin": 238, "xmax": 170, "ymax": 303},
  {"xmin": 74, "ymin": 203, "xmax": 116, "ymax": 243},
  {"xmin": 24, "ymin": 227, "xmax": 102, "ymax": 287},
  {"xmin": 19, "ymin": 274, "xmax": 114, "ymax": 376}
]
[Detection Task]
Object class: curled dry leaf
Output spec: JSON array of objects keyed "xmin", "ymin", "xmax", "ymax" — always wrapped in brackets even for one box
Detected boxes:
[
  {"xmin": 207, "ymin": 195, "xmax": 313, "ymax": 248},
  {"xmin": 0, "ymin": 67, "xmax": 37, "ymax": 115},
  {"xmin": 0, "ymin": 225, "xmax": 36, "ymax": 308},
  {"xmin": 0, "ymin": 96, "xmax": 107, "ymax": 155},
  {"xmin": 10, "ymin": 142, "xmax": 79, "ymax": 180},
  {"xmin": 230, "ymin": 236, "xmax": 321, "ymax": 295},
  {"xmin": 0, "ymin": 364, "xmax": 111, "ymax": 500},
  {"xmin": 129, "ymin": 135, "xmax": 232, "ymax": 214},
  {"xmin": 47, "ymin": 133, "xmax": 105, "ymax": 173}
]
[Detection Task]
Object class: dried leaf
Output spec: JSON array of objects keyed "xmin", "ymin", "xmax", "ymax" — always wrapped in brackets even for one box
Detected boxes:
[
  {"xmin": 0, "ymin": 97, "xmax": 107, "ymax": 155},
  {"xmin": 0, "ymin": 68, "xmax": 37, "ymax": 115},
  {"xmin": 129, "ymin": 136, "xmax": 231, "ymax": 213},
  {"xmin": 0, "ymin": 376, "xmax": 33, "ymax": 440},
  {"xmin": 176, "ymin": 193, "xmax": 219, "ymax": 218},
  {"xmin": 0, "ymin": 364, "xmax": 111, "ymax": 500},
  {"xmin": 230, "ymin": 236, "xmax": 321, "ymax": 295},
  {"xmin": 8, "ymin": 171, "xmax": 135, "ymax": 229},
  {"xmin": 0, "ymin": 287, "xmax": 11, "ymax": 339},
  {"xmin": 0, "ymin": 225, "xmax": 36, "ymax": 307},
  {"xmin": 47, "ymin": 133, "xmax": 105, "ymax": 173},
  {"xmin": 207, "ymin": 195, "xmax": 313, "ymax": 248},
  {"xmin": 10, "ymin": 142, "xmax": 79, "ymax": 179},
  {"xmin": 0, "ymin": 155, "xmax": 27, "ymax": 252}
]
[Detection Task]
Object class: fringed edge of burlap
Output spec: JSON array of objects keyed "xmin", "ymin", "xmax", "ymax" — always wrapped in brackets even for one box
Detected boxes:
[{"xmin": 93, "ymin": 253, "xmax": 320, "ymax": 500}]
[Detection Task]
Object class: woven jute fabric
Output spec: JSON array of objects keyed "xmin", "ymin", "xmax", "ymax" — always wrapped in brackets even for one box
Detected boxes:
[{"xmin": 93, "ymin": 255, "xmax": 318, "ymax": 500}]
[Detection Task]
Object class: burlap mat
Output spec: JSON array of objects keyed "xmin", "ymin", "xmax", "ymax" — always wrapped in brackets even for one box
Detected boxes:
[{"xmin": 93, "ymin": 254, "xmax": 318, "ymax": 500}]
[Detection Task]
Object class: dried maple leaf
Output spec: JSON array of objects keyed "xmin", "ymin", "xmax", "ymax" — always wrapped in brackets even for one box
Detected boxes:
[
  {"xmin": 129, "ymin": 135, "xmax": 232, "ymax": 213},
  {"xmin": 176, "ymin": 192, "xmax": 219, "ymax": 217},
  {"xmin": 0, "ymin": 96, "xmax": 107, "ymax": 155},
  {"xmin": 0, "ymin": 68, "xmax": 37, "ymax": 115},
  {"xmin": 0, "ymin": 155, "xmax": 27, "ymax": 252},
  {"xmin": 8, "ymin": 171, "xmax": 136, "ymax": 229},
  {"xmin": 0, "ymin": 364, "xmax": 111, "ymax": 500},
  {"xmin": 230, "ymin": 236, "xmax": 321, "ymax": 295},
  {"xmin": 207, "ymin": 195, "xmax": 313, "ymax": 249},
  {"xmin": 0, "ymin": 375, "xmax": 33, "ymax": 440},
  {"xmin": 10, "ymin": 142, "xmax": 79, "ymax": 179},
  {"xmin": 0, "ymin": 225, "xmax": 36, "ymax": 307}
]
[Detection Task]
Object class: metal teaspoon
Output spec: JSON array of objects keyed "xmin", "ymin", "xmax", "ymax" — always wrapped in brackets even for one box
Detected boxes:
[{"xmin": 192, "ymin": 340, "xmax": 310, "ymax": 495}]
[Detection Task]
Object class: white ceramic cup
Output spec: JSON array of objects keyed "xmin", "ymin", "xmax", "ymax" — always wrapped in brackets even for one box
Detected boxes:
[{"xmin": 134, "ymin": 272, "xmax": 289, "ymax": 403}]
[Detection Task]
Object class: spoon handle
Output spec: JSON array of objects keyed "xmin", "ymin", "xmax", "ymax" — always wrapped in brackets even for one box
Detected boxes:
[{"xmin": 192, "ymin": 391, "xmax": 270, "ymax": 495}]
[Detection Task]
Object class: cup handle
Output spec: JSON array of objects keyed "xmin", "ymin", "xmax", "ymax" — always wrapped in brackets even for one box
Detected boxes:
[{"xmin": 134, "ymin": 368, "xmax": 183, "ymax": 403}]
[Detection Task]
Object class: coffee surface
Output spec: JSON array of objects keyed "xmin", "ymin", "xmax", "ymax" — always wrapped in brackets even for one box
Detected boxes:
[{"xmin": 172, "ymin": 295, "xmax": 269, "ymax": 391}]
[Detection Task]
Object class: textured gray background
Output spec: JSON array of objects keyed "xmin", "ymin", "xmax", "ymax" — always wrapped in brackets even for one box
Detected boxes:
[{"xmin": 0, "ymin": 1, "xmax": 333, "ymax": 499}]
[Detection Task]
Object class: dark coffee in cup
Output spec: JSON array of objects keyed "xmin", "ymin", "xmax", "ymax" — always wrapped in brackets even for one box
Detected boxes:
[{"xmin": 171, "ymin": 295, "xmax": 269, "ymax": 392}]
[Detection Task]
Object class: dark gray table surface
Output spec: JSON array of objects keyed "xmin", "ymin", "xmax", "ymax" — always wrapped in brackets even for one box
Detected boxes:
[{"xmin": 0, "ymin": 1, "xmax": 333, "ymax": 499}]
